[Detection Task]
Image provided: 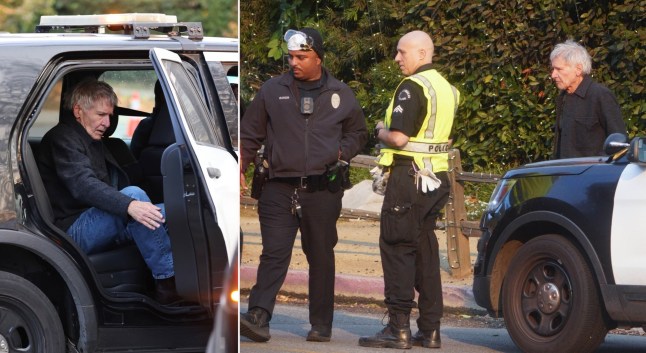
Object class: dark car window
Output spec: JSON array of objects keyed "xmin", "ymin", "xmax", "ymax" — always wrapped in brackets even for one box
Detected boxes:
[
  {"xmin": 163, "ymin": 60, "xmax": 222, "ymax": 147},
  {"xmin": 207, "ymin": 61, "xmax": 238, "ymax": 149}
]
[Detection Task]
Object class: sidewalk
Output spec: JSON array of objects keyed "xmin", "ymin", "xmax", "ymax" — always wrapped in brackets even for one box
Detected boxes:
[{"xmin": 240, "ymin": 181, "xmax": 481, "ymax": 312}]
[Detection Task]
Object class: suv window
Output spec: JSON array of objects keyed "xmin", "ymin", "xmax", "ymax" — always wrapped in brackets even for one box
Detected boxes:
[
  {"xmin": 164, "ymin": 60, "xmax": 221, "ymax": 146},
  {"xmin": 100, "ymin": 70, "xmax": 158, "ymax": 140},
  {"xmin": 32, "ymin": 80, "xmax": 62, "ymax": 138}
]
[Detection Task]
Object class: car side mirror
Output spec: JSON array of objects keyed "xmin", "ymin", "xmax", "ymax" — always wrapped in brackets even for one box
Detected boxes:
[
  {"xmin": 603, "ymin": 133, "xmax": 629, "ymax": 155},
  {"xmin": 627, "ymin": 137, "xmax": 646, "ymax": 163}
]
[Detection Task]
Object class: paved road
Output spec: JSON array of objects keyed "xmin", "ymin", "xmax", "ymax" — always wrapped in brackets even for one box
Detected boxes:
[{"xmin": 240, "ymin": 303, "xmax": 646, "ymax": 353}]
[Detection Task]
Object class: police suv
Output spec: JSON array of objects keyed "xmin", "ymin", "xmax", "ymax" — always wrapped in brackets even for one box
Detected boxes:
[
  {"xmin": 0, "ymin": 14, "xmax": 238, "ymax": 352},
  {"xmin": 473, "ymin": 134, "xmax": 646, "ymax": 353}
]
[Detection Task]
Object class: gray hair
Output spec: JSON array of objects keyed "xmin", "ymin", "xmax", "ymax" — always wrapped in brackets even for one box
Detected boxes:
[
  {"xmin": 550, "ymin": 39, "xmax": 592, "ymax": 75},
  {"xmin": 66, "ymin": 78, "xmax": 118, "ymax": 111}
]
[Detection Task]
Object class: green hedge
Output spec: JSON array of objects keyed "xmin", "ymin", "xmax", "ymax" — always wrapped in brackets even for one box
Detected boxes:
[{"xmin": 241, "ymin": 0, "xmax": 645, "ymax": 172}]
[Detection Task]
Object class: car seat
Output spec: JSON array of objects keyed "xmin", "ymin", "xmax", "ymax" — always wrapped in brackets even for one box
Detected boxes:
[
  {"xmin": 26, "ymin": 139, "xmax": 151, "ymax": 294},
  {"xmin": 102, "ymin": 109, "xmax": 145, "ymax": 185},
  {"xmin": 130, "ymin": 81, "xmax": 175, "ymax": 204},
  {"xmin": 103, "ymin": 111, "xmax": 137, "ymax": 167}
]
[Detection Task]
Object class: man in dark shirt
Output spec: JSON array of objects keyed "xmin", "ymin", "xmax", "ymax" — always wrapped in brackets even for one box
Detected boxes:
[
  {"xmin": 38, "ymin": 78, "xmax": 179, "ymax": 304},
  {"xmin": 550, "ymin": 39, "xmax": 626, "ymax": 158}
]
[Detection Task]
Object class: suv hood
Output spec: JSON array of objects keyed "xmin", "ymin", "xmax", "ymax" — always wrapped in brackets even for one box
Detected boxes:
[{"xmin": 504, "ymin": 156, "xmax": 607, "ymax": 179}]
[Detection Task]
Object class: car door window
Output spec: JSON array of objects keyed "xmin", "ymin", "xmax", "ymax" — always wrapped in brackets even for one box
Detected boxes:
[
  {"xmin": 163, "ymin": 60, "xmax": 223, "ymax": 147},
  {"xmin": 206, "ymin": 59, "xmax": 238, "ymax": 149}
]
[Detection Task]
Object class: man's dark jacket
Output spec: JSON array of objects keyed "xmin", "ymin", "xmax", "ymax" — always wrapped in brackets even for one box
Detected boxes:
[
  {"xmin": 552, "ymin": 75, "xmax": 626, "ymax": 158},
  {"xmin": 38, "ymin": 118, "xmax": 133, "ymax": 230},
  {"xmin": 240, "ymin": 68, "xmax": 367, "ymax": 177}
]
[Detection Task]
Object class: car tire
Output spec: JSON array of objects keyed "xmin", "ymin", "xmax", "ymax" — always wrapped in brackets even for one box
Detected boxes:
[
  {"xmin": 0, "ymin": 271, "xmax": 65, "ymax": 352},
  {"xmin": 502, "ymin": 234, "xmax": 608, "ymax": 353}
]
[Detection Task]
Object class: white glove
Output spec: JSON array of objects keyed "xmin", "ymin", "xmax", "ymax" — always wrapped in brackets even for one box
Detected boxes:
[
  {"xmin": 371, "ymin": 166, "xmax": 390, "ymax": 195},
  {"xmin": 416, "ymin": 167, "xmax": 441, "ymax": 193}
]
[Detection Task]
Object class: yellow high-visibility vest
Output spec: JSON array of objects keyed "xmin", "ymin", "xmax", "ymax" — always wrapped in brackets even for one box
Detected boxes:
[{"xmin": 377, "ymin": 69, "xmax": 459, "ymax": 173}]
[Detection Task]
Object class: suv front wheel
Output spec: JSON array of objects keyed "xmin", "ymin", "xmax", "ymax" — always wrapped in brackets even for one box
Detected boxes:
[
  {"xmin": 502, "ymin": 234, "xmax": 608, "ymax": 353},
  {"xmin": 0, "ymin": 271, "xmax": 64, "ymax": 352}
]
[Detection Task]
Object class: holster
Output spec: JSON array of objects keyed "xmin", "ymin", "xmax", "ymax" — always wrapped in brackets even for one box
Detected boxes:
[
  {"xmin": 325, "ymin": 160, "xmax": 351, "ymax": 193},
  {"xmin": 250, "ymin": 159, "xmax": 269, "ymax": 200}
]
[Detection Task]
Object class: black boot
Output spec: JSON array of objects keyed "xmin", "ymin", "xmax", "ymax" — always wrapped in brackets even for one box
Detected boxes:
[
  {"xmin": 154, "ymin": 276, "xmax": 182, "ymax": 305},
  {"xmin": 412, "ymin": 328, "xmax": 441, "ymax": 348},
  {"xmin": 358, "ymin": 312, "xmax": 412, "ymax": 349},
  {"xmin": 241, "ymin": 307, "xmax": 271, "ymax": 342},
  {"xmin": 306, "ymin": 325, "xmax": 332, "ymax": 342}
]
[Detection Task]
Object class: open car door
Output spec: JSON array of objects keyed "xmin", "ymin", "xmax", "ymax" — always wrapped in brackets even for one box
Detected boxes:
[{"xmin": 150, "ymin": 48, "xmax": 239, "ymax": 304}]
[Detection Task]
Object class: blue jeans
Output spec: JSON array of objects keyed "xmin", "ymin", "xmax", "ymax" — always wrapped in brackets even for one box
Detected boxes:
[{"xmin": 67, "ymin": 186, "xmax": 174, "ymax": 279}]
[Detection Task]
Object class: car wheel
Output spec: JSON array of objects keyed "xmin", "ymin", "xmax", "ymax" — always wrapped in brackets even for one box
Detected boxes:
[
  {"xmin": 0, "ymin": 271, "xmax": 65, "ymax": 353},
  {"xmin": 502, "ymin": 234, "xmax": 608, "ymax": 353}
]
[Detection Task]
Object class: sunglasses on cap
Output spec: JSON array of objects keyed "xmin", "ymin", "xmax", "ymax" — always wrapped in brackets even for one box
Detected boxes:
[{"xmin": 284, "ymin": 30, "xmax": 314, "ymax": 51}]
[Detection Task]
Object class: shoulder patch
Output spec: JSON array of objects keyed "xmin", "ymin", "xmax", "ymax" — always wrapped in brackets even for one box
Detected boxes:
[
  {"xmin": 393, "ymin": 105, "xmax": 404, "ymax": 114},
  {"xmin": 398, "ymin": 89, "xmax": 411, "ymax": 101}
]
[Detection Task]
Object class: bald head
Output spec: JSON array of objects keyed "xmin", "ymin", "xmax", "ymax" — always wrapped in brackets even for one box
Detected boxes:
[{"xmin": 395, "ymin": 30, "xmax": 434, "ymax": 76}]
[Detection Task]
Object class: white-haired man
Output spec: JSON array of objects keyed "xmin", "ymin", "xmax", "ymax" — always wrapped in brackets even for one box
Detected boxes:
[{"xmin": 550, "ymin": 39, "xmax": 626, "ymax": 158}]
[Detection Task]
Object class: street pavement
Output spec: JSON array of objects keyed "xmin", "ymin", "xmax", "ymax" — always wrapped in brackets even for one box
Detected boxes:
[
  {"xmin": 240, "ymin": 303, "xmax": 518, "ymax": 353},
  {"xmin": 240, "ymin": 303, "xmax": 646, "ymax": 353}
]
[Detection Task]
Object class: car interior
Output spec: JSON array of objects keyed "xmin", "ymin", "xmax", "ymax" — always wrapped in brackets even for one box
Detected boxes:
[{"xmin": 23, "ymin": 68, "xmax": 187, "ymax": 304}]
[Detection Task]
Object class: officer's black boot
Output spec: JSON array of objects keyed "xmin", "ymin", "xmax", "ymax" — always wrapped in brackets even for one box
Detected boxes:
[
  {"xmin": 241, "ymin": 307, "xmax": 271, "ymax": 342},
  {"xmin": 412, "ymin": 328, "xmax": 441, "ymax": 348},
  {"xmin": 358, "ymin": 312, "xmax": 412, "ymax": 349}
]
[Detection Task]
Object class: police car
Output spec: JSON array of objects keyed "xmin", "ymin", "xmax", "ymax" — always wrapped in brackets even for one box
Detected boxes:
[
  {"xmin": 473, "ymin": 134, "xmax": 646, "ymax": 353},
  {"xmin": 0, "ymin": 14, "xmax": 238, "ymax": 352}
]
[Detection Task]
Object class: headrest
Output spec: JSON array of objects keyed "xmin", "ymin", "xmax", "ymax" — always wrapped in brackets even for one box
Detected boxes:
[
  {"xmin": 147, "ymin": 104, "xmax": 175, "ymax": 146},
  {"xmin": 104, "ymin": 111, "xmax": 119, "ymax": 138}
]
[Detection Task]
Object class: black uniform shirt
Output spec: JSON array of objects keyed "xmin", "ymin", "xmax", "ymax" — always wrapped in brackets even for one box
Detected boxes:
[
  {"xmin": 388, "ymin": 64, "xmax": 433, "ymax": 137},
  {"xmin": 388, "ymin": 64, "xmax": 433, "ymax": 162}
]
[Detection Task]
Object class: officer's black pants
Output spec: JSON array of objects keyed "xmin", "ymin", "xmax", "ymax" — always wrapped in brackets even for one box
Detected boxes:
[
  {"xmin": 248, "ymin": 180, "xmax": 343, "ymax": 329},
  {"xmin": 379, "ymin": 165, "xmax": 449, "ymax": 332}
]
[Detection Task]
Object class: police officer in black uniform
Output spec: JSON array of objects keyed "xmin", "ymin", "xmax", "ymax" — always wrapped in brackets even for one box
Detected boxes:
[
  {"xmin": 359, "ymin": 30, "xmax": 459, "ymax": 350},
  {"xmin": 240, "ymin": 28, "xmax": 367, "ymax": 343}
]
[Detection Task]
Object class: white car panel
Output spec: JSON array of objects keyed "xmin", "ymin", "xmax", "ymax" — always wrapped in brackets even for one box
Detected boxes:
[{"xmin": 611, "ymin": 163, "xmax": 646, "ymax": 285}]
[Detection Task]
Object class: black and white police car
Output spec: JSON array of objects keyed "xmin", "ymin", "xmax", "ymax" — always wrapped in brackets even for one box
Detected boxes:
[
  {"xmin": 0, "ymin": 13, "xmax": 238, "ymax": 352},
  {"xmin": 473, "ymin": 134, "xmax": 646, "ymax": 353}
]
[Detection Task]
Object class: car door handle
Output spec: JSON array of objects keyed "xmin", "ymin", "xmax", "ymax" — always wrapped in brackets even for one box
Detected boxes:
[{"xmin": 207, "ymin": 167, "xmax": 221, "ymax": 179}]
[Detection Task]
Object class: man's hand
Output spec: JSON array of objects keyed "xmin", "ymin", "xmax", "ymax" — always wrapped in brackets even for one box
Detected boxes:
[{"xmin": 128, "ymin": 200, "xmax": 165, "ymax": 230}]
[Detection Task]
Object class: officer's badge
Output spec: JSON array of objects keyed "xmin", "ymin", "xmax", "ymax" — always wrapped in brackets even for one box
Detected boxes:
[{"xmin": 331, "ymin": 93, "xmax": 340, "ymax": 109}]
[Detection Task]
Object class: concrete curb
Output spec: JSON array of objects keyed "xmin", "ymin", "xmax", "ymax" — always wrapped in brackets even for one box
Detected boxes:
[{"xmin": 241, "ymin": 265, "xmax": 479, "ymax": 311}]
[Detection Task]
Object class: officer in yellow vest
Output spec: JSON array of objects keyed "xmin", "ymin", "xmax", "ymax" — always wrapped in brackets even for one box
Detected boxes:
[{"xmin": 359, "ymin": 30, "xmax": 459, "ymax": 350}]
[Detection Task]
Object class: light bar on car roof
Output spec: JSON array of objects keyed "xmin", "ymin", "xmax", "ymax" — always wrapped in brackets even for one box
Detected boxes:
[
  {"xmin": 39, "ymin": 13, "xmax": 178, "ymax": 26},
  {"xmin": 36, "ymin": 13, "xmax": 202, "ymax": 40}
]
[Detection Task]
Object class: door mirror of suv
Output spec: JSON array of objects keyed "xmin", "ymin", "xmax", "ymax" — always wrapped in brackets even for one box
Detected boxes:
[
  {"xmin": 603, "ymin": 133, "xmax": 629, "ymax": 156},
  {"xmin": 627, "ymin": 137, "xmax": 646, "ymax": 164}
]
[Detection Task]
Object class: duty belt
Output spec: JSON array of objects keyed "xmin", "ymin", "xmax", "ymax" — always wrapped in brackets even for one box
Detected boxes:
[{"xmin": 272, "ymin": 175, "xmax": 325, "ymax": 190}]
